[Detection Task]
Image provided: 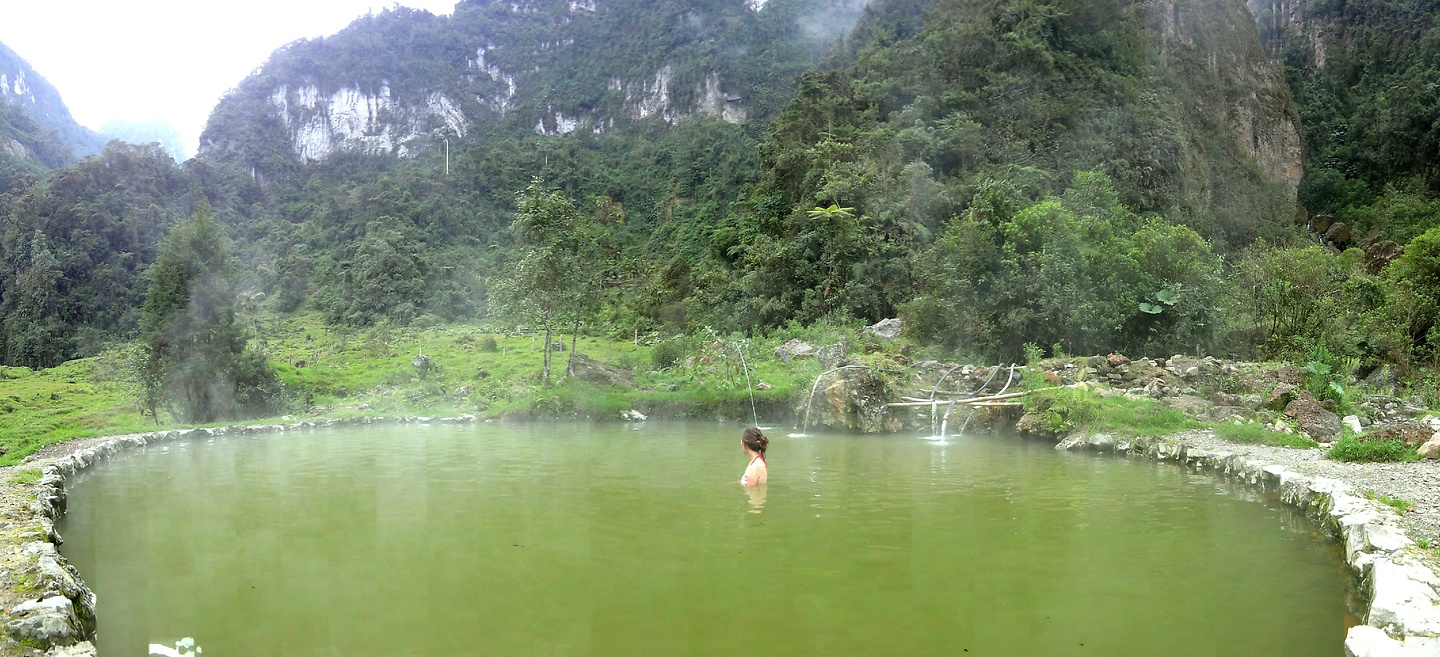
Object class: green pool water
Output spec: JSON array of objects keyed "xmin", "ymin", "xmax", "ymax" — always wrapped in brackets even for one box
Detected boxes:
[{"xmin": 58, "ymin": 422, "xmax": 1350, "ymax": 656}]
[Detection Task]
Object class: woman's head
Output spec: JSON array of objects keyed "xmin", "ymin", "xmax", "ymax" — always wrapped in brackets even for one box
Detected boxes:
[{"xmin": 741, "ymin": 427, "xmax": 769, "ymax": 456}]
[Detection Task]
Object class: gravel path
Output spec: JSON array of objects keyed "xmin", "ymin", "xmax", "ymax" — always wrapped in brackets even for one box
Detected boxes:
[{"xmin": 1181, "ymin": 430, "xmax": 1440, "ymax": 546}]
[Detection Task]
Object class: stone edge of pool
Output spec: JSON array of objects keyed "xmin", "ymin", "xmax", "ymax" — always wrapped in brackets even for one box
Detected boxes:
[{"xmin": 5, "ymin": 417, "xmax": 1438, "ymax": 657}]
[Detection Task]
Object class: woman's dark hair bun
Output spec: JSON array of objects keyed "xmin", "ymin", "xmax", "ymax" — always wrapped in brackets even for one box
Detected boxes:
[{"xmin": 742, "ymin": 427, "xmax": 768, "ymax": 455}]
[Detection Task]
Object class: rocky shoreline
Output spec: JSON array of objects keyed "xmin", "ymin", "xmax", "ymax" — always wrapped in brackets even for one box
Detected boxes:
[{"xmin": 0, "ymin": 410, "xmax": 1437, "ymax": 656}]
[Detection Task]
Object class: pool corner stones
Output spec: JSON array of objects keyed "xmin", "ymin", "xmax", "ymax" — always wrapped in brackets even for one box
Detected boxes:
[
  {"xmin": 5, "ymin": 414, "xmax": 479, "ymax": 655},
  {"xmin": 1058, "ymin": 430, "xmax": 1440, "ymax": 656}
]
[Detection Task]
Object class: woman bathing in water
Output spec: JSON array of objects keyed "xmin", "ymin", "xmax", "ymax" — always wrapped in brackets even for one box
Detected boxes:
[{"xmin": 739, "ymin": 427, "xmax": 768, "ymax": 486}]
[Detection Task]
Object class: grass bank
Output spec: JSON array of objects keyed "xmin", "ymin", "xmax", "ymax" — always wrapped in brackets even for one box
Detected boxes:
[
  {"xmin": 1021, "ymin": 387, "xmax": 1320, "ymax": 448},
  {"xmin": 0, "ymin": 315, "xmax": 873, "ymax": 464}
]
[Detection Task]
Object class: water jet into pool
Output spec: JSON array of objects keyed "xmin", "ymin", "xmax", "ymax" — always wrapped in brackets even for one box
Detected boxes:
[{"xmin": 58, "ymin": 422, "xmax": 1351, "ymax": 656}]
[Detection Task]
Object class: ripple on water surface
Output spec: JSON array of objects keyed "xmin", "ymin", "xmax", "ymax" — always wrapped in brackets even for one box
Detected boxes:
[{"xmin": 58, "ymin": 422, "xmax": 1350, "ymax": 656}]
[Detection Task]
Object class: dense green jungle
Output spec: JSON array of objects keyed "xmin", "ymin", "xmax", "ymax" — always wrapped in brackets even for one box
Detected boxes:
[{"xmin": 4, "ymin": 0, "xmax": 1440, "ymax": 428}]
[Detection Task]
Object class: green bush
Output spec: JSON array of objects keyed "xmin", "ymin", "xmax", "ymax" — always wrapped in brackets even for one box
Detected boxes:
[
  {"xmin": 1302, "ymin": 342, "xmax": 1356, "ymax": 413},
  {"xmin": 906, "ymin": 172, "xmax": 1224, "ymax": 360},
  {"xmin": 650, "ymin": 338, "xmax": 687, "ymax": 370},
  {"xmin": 1325, "ymin": 436, "xmax": 1421, "ymax": 463},
  {"xmin": 1232, "ymin": 245, "xmax": 1357, "ymax": 362},
  {"xmin": 479, "ymin": 336, "xmax": 498, "ymax": 352}
]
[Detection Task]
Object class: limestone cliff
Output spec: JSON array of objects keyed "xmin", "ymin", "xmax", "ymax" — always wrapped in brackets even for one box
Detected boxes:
[
  {"xmin": 1149, "ymin": 0, "xmax": 1304, "ymax": 201},
  {"xmin": 199, "ymin": 0, "xmax": 829, "ymax": 171}
]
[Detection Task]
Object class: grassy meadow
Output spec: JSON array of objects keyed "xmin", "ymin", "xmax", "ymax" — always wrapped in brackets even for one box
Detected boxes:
[{"xmin": 0, "ymin": 314, "xmax": 855, "ymax": 465}]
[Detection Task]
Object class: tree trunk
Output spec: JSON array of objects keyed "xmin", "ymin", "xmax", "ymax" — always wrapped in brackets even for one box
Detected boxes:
[
  {"xmin": 542, "ymin": 317, "xmax": 553, "ymax": 386},
  {"xmin": 568, "ymin": 318, "xmax": 579, "ymax": 376}
]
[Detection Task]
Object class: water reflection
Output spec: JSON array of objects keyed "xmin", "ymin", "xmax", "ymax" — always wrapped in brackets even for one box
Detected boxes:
[{"xmin": 746, "ymin": 482, "xmax": 767, "ymax": 513}]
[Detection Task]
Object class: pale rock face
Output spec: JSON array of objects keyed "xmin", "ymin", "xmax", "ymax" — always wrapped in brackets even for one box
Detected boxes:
[
  {"xmin": 1152, "ymin": 0, "xmax": 1305, "ymax": 200},
  {"xmin": 268, "ymin": 84, "xmax": 466, "ymax": 161},
  {"xmin": 622, "ymin": 67, "xmax": 745, "ymax": 125},
  {"xmin": 535, "ymin": 111, "xmax": 583, "ymax": 136},
  {"xmin": 470, "ymin": 47, "xmax": 519, "ymax": 114},
  {"xmin": 3, "ymin": 137, "xmax": 29, "ymax": 159},
  {"xmin": 0, "ymin": 70, "xmax": 34, "ymax": 104},
  {"xmin": 532, "ymin": 67, "xmax": 745, "ymax": 136},
  {"xmin": 1248, "ymin": 0, "xmax": 1326, "ymax": 67}
]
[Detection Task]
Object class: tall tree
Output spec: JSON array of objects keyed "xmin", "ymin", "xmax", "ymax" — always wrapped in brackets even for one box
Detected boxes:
[
  {"xmin": 140, "ymin": 201, "xmax": 282, "ymax": 423},
  {"xmin": 1, "ymin": 231, "xmax": 69, "ymax": 368},
  {"xmin": 489, "ymin": 180, "xmax": 599, "ymax": 385}
]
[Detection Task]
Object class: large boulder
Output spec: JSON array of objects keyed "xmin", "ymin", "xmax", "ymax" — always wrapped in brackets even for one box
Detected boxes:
[
  {"xmin": 4, "ymin": 596, "xmax": 85, "ymax": 647},
  {"xmin": 865, "ymin": 318, "xmax": 903, "ymax": 343},
  {"xmin": 1363, "ymin": 364, "xmax": 1398, "ymax": 392},
  {"xmin": 1163, "ymin": 395, "xmax": 1213, "ymax": 418},
  {"xmin": 1284, "ymin": 398, "xmax": 1343, "ymax": 441},
  {"xmin": 816, "ymin": 342, "xmax": 849, "ymax": 370},
  {"xmin": 1419, "ymin": 436, "xmax": 1440, "ymax": 459},
  {"xmin": 1363, "ymin": 422, "xmax": 1433, "ymax": 447},
  {"xmin": 773, "ymin": 339, "xmax": 814, "ymax": 363},
  {"xmin": 1324, "ymin": 221, "xmax": 1352, "ymax": 246},
  {"xmin": 1274, "ymin": 366, "xmax": 1305, "ymax": 386},
  {"xmin": 1203, "ymin": 406, "xmax": 1254, "ymax": 423},
  {"xmin": 1363, "ymin": 238, "xmax": 1405, "ymax": 274},
  {"xmin": 567, "ymin": 354, "xmax": 633, "ymax": 388},
  {"xmin": 795, "ymin": 367, "xmax": 899, "ymax": 433},
  {"xmin": 1264, "ymin": 384, "xmax": 1298, "ymax": 411}
]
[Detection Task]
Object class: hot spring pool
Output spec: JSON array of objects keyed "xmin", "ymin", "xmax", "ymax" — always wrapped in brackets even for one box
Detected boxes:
[{"xmin": 57, "ymin": 422, "xmax": 1350, "ymax": 655}]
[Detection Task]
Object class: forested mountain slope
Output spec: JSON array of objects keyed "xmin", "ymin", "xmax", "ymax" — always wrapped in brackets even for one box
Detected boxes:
[
  {"xmin": 694, "ymin": 0, "xmax": 1305, "ymax": 342},
  {"xmin": 1250, "ymin": 0, "xmax": 1440, "ymax": 244},
  {"xmin": 3, "ymin": 0, "xmax": 1317, "ymax": 370},
  {"xmin": 198, "ymin": 0, "xmax": 860, "ymax": 178},
  {"xmin": 0, "ymin": 42, "xmax": 102, "ymax": 170}
]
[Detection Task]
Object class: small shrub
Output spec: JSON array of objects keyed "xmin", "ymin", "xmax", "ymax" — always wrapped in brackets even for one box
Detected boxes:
[
  {"xmin": 1022, "ymin": 343, "xmax": 1045, "ymax": 367},
  {"xmin": 479, "ymin": 336, "xmax": 498, "ymax": 352},
  {"xmin": 1325, "ymin": 436, "xmax": 1421, "ymax": 463},
  {"xmin": 1303, "ymin": 342, "xmax": 1356, "ymax": 413},
  {"xmin": 651, "ymin": 338, "xmax": 686, "ymax": 370}
]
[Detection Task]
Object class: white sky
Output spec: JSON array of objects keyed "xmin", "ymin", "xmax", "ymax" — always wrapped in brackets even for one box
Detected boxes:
[{"xmin": 0, "ymin": 0, "xmax": 458, "ymax": 156}]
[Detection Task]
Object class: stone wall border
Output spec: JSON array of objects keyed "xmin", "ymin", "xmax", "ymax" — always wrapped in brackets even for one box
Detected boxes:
[
  {"xmin": 7, "ymin": 414, "xmax": 477, "ymax": 656},
  {"xmin": 1055, "ymin": 430, "xmax": 1440, "ymax": 657}
]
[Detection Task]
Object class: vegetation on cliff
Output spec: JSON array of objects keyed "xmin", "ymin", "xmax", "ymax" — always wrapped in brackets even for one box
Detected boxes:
[{"xmin": 5, "ymin": 0, "xmax": 1440, "ymax": 429}]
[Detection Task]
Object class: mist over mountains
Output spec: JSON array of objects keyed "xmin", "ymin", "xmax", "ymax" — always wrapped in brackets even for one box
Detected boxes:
[{"xmin": 100, "ymin": 120, "xmax": 190, "ymax": 162}]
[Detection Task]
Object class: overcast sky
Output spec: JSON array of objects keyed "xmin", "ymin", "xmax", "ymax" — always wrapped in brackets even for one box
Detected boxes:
[{"xmin": 0, "ymin": 0, "xmax": 458, "ymax": 155}]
